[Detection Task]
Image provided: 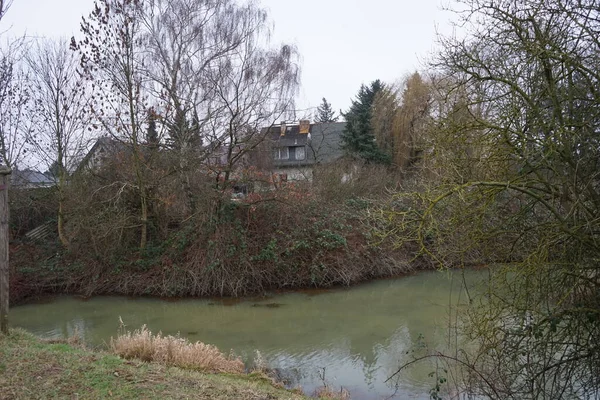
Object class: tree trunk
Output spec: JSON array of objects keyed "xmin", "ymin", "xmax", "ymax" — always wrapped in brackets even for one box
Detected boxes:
[
  {"xmin": 178, "ymin": 147, "xmax": 196, "ymax": 215},
  {"xmin": 0, "ymin": 167, "xmax": 11, "ymax": 335},
  {"xmin": 58, "ymin": 198, "xmax": 68, "ymax": 247},
  {"xmin": 57, "ymin": 170, "xmax": 68, "ymax": 247},
  {"xmin": 140, "ymin": 191, "xmax": 148, "ymax": 250},
  {"xmin": 132, "ymin": 144, "xmax": 148, "ymax": 251}
]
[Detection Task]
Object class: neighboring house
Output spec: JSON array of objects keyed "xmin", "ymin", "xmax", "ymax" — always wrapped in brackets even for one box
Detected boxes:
[
  {"xmin": 263, "ymin": 120, "xmax": 345, "ymax": 181},
  {"xmin": 11, "ymin": 169, "xmax": 55, "ymax": 189},
  {"xmin": 77, "ymin": 137, "xmax": 131, "ymax": 172},
  {"xmin": 77, "ymin": 122, "xmax": 346, "ymax": 186}
]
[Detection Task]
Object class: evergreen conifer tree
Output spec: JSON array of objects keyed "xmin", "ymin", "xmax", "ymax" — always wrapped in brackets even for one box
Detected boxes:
[
  {"xmin": 341, "ymin": 80, "xmax": 390, "ymax": 163},
  {"xmin": 315, "ymin": 97, "xmax": 338, "ymax": 123}
]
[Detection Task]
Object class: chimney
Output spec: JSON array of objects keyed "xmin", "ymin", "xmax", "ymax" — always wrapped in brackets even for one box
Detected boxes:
[
  {"xmin": 280, "ymin": 121, "xmax": 287, "ymax": 136},
  {"xmin": 299, "ymin": 119, "xmax": 310, "ymax": 134}
]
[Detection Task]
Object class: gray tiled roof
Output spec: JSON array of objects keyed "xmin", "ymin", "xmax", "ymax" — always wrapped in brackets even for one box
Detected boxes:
[
  {"xmin": 264, "ymin": 122, "xmax": 346, "ymax": 167},
  {"xmin": 309, "ymin": 122, "xmax": 345, "ymax": 164},
  {"xmin": 12, "ymin": 169, "xmax": 55, "ymax": 188}
]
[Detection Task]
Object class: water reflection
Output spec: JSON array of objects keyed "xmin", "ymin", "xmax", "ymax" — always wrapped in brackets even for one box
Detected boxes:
[{"xmin": 11, "ymin": 269, "xmax": 488, "ymax": 399}]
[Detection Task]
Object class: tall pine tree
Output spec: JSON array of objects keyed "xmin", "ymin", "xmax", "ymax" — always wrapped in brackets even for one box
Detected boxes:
[
  {"xmin": 315, "ymin": 97, "xmax": 338, "ymax": 123},
  {"xmin": 341, "ymin": 80, "xmax": 390, "ymax": 163}
]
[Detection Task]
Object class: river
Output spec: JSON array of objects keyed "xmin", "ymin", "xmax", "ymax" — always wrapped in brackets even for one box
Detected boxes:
[{"xmin": 11, "ymin": 268, "xmax": 489, "ymax": 399}]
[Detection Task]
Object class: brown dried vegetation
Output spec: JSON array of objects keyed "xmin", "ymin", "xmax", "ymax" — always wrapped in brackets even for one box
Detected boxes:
[
  {"xmin": 110, "ymin": 325, "xmax": 245, "ymax": 373},
  {"xmin": 10, "ymin": 158, "xmax": 423, "ymax": 303}
]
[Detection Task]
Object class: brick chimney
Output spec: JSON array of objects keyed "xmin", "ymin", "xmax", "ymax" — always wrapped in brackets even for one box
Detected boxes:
[
  {"xmin": 299, "ymin": 120, "xmax": 310, "ymax": 134},
  {"xmin": 280, "ymin": 121, "xmax": 287, "ymax": 136}
]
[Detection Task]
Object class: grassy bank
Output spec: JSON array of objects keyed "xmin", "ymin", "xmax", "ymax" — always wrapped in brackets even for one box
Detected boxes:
[{"xmin": 0, "ymin": 329, "xmax": 305, "ymax": 400}]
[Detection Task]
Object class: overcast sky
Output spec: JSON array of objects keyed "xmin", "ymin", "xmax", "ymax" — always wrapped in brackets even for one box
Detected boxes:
[{"xmin": 1, "ymin": 0, "xmax": 456, "ymax": 117}]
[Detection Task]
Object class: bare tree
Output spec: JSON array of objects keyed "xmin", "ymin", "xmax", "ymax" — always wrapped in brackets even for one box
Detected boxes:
[
  {"xmin": 140, "ymin": 0, "xmax": 297, "ymax": 210},
  {"xmin": 25, "ymin": 38, "xmax": 90, "ymax": 246},
  {"xmin": 72, "ymin": 0, "xmax": 151, "ymax": 250},
  {"xmin": 0, "ymin": 0, "xmax": 12, "ymax": 22},
  {"xmin": 0, "ymin": 0, "xmax": 13, "ymax": 337},
  {"xmin": 371, "ymin": 84, "xmax": 399, "ymax": 161},
  {"xmin": 206, "ymin": 38, "xmax": 300, "ymax": 189},
  {"xmin": 0, "ymin": 38, "xmax": 29, "ymax": 169},
  {"xmin": 392, "ymin": 72, "xmax": 431, "ymax": 170},
  {"xmin": 369, "ymin": 73, "xmax": 432, "ymax": 170},
  {"xmin": 141, "ymin": 0, "xmax": 235, "ymax": 213}
]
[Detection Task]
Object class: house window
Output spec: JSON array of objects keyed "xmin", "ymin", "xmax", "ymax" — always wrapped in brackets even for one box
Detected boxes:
[
  {"xmin": 274, "ymin": 147, "xmax": 289, "ymax": 160},
  {"xmin": 233, "ymin": 184, "xmax": 248, "ymax": 197},
  {"xmin": 295, "ymin": 146, "xmax": 306, "ymax": 160},
  {"xmin": 280, "ymin": 147, "xmax": 289, "ymax": 160}
]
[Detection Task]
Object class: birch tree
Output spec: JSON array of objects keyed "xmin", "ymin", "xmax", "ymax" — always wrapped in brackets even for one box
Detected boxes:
[
  {"xmin": 141, "ymin": 0, "xmax": 299, "ymax": 208},
  {"xmin": 206, "ymin": 33, "xmax": 300, "ymax": 189},
  {"xmin": 140, "ymin": 0, "xmax": 242, "ymax": 213}
]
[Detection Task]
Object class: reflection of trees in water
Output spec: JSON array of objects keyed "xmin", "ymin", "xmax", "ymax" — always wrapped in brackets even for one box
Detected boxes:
[
  {"xmin": 371, "ymin": 325, "xmax": 436, "ymax": 393},
  {"xmin": 261, "ymin": 324, "xmax": 443, "ymax": 397},
  {"xmin": 373, "ymin": 324, "xmax": 451, "ymax": 394},
  {"xmin": 57, "ymin": 317, "xmax": 89, "ymax": 341},
  {"xmin": 375, "ymin": 326, "xmax": 412, "ymax": 381}
]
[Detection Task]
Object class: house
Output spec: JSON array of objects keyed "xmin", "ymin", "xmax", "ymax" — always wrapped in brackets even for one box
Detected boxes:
[
  {"xmin": 76, "ymin": 121, "xmax": 346, "ymax": 188},
  {"xmin": 76, "ymin": 137, "xmax": 131, "ymax": 172},
  {"xmin": 263, "ymin": 120, "xmax": 346, "ymax": 181},
  {"xmin": 11, "ymin": 169, "xmax": 55, "ymax": 189}
]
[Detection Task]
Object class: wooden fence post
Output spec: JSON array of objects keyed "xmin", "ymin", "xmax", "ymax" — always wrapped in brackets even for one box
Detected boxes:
[{"xmin": 0, "ymin": 166, "xmax": 11, "ymax": 335}]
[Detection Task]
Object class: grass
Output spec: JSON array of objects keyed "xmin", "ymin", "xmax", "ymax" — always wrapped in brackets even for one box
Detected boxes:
[
  {"xmin": 0, "ymin": 329, "xmax": 306, "ymax": 400},
  {"xmin": 110, "ymin": 325, "xmax": 245, "ymax": 374}
]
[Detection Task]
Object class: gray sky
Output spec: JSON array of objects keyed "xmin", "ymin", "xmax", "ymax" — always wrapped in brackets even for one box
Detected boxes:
[{"xmin": 1, "ymin": 0, "xmax": 455, "ymax": 116}]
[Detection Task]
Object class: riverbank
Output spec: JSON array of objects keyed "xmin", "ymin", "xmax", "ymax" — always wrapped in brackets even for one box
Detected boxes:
[
  {"xmin": 10, "ymin": 240, "xmax": 425, "ymax": 306},
  {"xmin": 0, "ymin": 329, "xmax": 306, "ymax": 400},
  {"xmin": 10, "ymin": 270, "xmax": 481, "ymax": 399},
  {"xmin": 10, "ymin": 196, "xmax": 431, "ymax": 305}
]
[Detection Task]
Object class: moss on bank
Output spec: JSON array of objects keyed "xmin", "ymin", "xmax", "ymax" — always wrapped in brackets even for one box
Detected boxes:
[{"xmin": 0, "ymin": 329, "xmax": 305, "ymax": 400}]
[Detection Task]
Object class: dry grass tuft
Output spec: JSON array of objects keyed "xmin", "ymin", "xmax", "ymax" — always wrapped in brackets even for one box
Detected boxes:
[{"xmin": 110, "ymin": 325, "xmax": 244, "ymax": 373}]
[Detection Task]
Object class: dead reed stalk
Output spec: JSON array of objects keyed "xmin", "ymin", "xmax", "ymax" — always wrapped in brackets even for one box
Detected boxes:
[{"xmin": 110, "ymin": 325, "xmax": 244, "ymax": 373}]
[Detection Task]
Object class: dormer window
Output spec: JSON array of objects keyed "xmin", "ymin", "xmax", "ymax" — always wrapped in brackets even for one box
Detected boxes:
[
  {"xmin": 295, "ymin": 146, "xmax": 306, "ymax": 160},
  {"xmin": 273, "ymin": 147, "xmax": 289, "ymax": 160}
]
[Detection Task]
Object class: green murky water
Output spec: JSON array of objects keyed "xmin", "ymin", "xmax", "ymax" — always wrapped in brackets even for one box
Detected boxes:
[{"xmin": 11, "ymin": 269, "xmax": 488, "ymax": 399}]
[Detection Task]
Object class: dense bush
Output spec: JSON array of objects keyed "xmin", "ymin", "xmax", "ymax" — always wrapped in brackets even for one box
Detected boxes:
[{"xmin": 10, "ymin": 158, "xmax": 421, "ymax": 302}]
